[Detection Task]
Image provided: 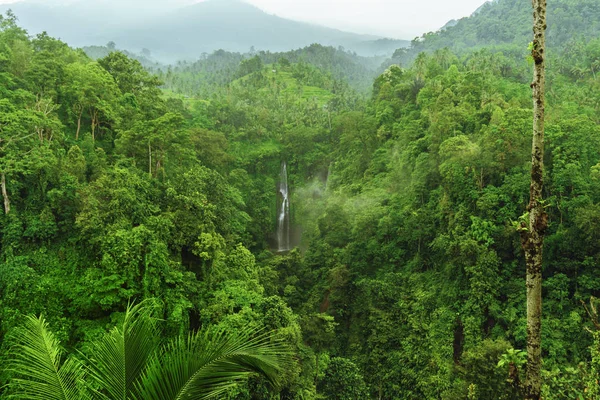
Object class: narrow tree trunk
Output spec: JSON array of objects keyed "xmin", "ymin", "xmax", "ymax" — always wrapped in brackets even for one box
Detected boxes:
[
  {"xmin": 76, "ymin": 109, "xmax": 82, "ymax": 140},
  {"xmin": 315, "ymin": 352, "xmax": 319, "ymax": 386},
  {"xmin": 521, "ymin": 0, "xmax": 547, "ymax": 398},
  {"xmin": 1, "ymin": 172, "xmax": 10, "ymax": 214},
  {"xmin": 91, "ymin": 109, "xmax": 98, "ymax": 141},
  {"xmin": 148, "ymin": 142, "xmax": 152, "ymax": 176}
]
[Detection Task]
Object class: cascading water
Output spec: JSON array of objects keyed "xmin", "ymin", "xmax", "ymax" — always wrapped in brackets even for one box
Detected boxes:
[{"xmin": 277, "ymin": 161, "xmax": 290, "ymax": 252}]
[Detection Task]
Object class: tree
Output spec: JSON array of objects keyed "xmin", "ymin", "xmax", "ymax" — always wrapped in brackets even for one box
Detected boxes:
[
  {"xmin": 318, "ymin": 357, "xmax": 369, "ymax": 400},
  {"xmin": 96, "ymin": 52, "xmax": 166, "ymax": 133},
  {"xmin": 0, "ymin": 95, "xmax": 61, "ymax": 215},
  {"xmin": 6, "ymin": 302, "xmax": 291, "ymax": 400},
  {"xmin": 1, "ymin": 171, "xmax": 9, "ymax": 214},
  {"xmin": 116, "ymin": 112, "xmax": 189, "ymax": 178},
  {"xmin": 520, "ymin": 0, "xmax": 547, "ymax": 398},
  {"xmin": 237, "ymin": 55, "xmax": 263, "ymax": 78},
  {"xmin": 64, "ymin": 62, "xmax": 119, "ymax": 140}
]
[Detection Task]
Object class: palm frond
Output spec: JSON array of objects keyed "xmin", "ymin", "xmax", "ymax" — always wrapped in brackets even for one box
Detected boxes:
[
  {"xmin": 6, "ymin": 315, "xmax": 89, "ymax": 400},
  {"xmin": 136, "ymin": 328, "xmax": 292, "ymax": 400},
  {"xmin": 86, "ymin": 301, "xmax": 160, "ymax": 400}
]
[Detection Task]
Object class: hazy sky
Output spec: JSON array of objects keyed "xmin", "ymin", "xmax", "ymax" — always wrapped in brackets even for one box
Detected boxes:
[
  {"xmin": 245, "ymin": 0, "xmax": 487, "ymax": 38},
  {"xmin": 0, "ymin": 0, "xmax": 488, "ymax": 39}
]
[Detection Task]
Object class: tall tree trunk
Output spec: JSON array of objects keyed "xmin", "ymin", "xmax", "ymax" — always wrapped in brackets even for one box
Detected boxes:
[
  {"xmin": 521, "ymin": 0, "xmax": 547, "ymax": 398},
  {"xmin": 91, "ymin": 109, "xmax": 98, "ymax": 142},
  {"xmin": 76, "ymin": 109, "xmax": 82, "ymax": 140},
  {"xmin": 148, "ymin": 142, "xmax": 152, "ymax": 176},
  {"xmin": 1, "ymin": 172, "xmax": 10, "ymax": 214},
  {"xmin": 314, "ymin": 352, "xmax": 319, "ymax": 386}
]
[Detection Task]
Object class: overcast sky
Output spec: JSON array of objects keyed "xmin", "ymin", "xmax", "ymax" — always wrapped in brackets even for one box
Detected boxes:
[
  {"xmin": 0, "ymin": 0, "xmax": 488, "ymax": 39},
  {"xmin": 245, "ymin": 0, "xmax": 487, "ymax": 38}
]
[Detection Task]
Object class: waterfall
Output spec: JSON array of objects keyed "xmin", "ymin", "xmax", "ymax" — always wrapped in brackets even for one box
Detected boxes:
[{"xmin": 277, "ymin": 161, "xmax": 290, "ymax": 252}]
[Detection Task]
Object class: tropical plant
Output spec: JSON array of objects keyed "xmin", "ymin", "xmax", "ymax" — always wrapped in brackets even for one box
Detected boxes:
[
  {"xmin": 5, "ymin": 302, "xmax": 291, "ymax": 400},
  {"xmin": 6, "ymin": 315, "xmax": 90, "ymax": 400}
]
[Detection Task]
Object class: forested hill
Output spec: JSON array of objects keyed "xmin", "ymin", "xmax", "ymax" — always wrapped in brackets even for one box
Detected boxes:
[
  {"xmin": 0, "ymin": 0, "xmax": 409, "ymax": 62},
  {"xmin": 386, "ymin": 0, "xmax": 600, "ymax": 67},
  {"xmin": 151, "ymin": 44, "xmax": 382, "ymax": 96}
]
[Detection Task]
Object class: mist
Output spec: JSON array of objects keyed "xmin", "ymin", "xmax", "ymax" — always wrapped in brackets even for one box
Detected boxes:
[{"xmin": 0, "ymin": 0, "xmax": 488, "ymax": 39}]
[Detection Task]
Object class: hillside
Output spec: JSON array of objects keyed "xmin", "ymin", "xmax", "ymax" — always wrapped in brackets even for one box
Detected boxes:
[
  {"xmin": 0, "ymin": 0, "xmax": 409, "ymax": 62},
  {"xmin": 155, "ymin": 44, "xmax": 381, "ymax": 97},
  {"xmin": 385, "ymin": 0, "xmax": 600, "ymax": 67}
]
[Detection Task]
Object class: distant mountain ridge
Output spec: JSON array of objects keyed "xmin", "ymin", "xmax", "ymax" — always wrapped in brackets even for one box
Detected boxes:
[{"xmin": 0, "ymin": 0, "xmax": 410, "ymax": 62}]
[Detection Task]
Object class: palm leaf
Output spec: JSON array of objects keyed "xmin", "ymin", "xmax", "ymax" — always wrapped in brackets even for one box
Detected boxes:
[
  {"xmin": 136, "ymin": 328, "xmax": 292, "ymax": 400},
  {"xmin": 6, "ymin": 315, "xmax": 89, "ymax": 400},
  {"xmin": 85, "ymin": 301, "xmax": 160, "ymax": 400}
]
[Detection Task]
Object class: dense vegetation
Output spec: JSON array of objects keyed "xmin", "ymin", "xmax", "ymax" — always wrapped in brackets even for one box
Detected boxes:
[
  {"xmin": 2, "ymin": 0, "xmax": 600, "ymax": 397},
  {"xmin": 81, "ymin": 42, "xmax": 383, "ymax": 96}
]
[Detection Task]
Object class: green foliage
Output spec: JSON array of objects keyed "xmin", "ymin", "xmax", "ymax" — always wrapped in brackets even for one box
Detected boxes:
[
  {"xmin": 6, "ymin": 315, "xmax": 89, "ymax": 400},
  {"xmin": 237, "ymin": 56, "xmax": 263, "ymax": 78},
  {"xmin": 318, "ymin": 357, "xmax": 369, "ymax": 399},
  {"xmin": 3, "ymin": 5, "xmax": 600, "ymax": 398},
  {"xmin": 137, "ymin": 328, "xmax": 290, "ymax": 400},
  {"xmin": 444, "ymin": 339, "xmax": 520, "ymax": 400},
  {"xmin": 497, "ymin": 348, "xmax": 526, "ymax": 369},
  {"xmin": 5, "ymin": 302, "xmax": 291, "ymax": 400},
  {"xmin": 542, "ymin": 366, "xmax": 589, "ymax": 399}
]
